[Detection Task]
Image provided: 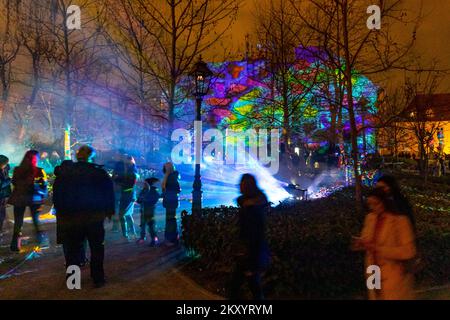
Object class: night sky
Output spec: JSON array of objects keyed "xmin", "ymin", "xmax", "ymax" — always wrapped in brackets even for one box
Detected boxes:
[{"xmin": 225, "ymin": 0, "xmax": 450, "ymax": 91}]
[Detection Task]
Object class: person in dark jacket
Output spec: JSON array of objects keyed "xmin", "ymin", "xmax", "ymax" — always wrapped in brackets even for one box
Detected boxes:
[
  {"xmin": 161, "ymin": 162, "xmax": 180, "ymax": 245},
  {"xmin": 0, "ymin": 155, "xmax": 11, "ymax": 235},
  {"xmin": 53, "ymin": 160, "xmax": 73, "ymax": 246},
  {"xmin": 53, "ymin": 145, "xmax": 115, "ymax": 288},
  {"xmin": 110, "ymin": 153, "xmax": 122, "ymax": 233},
  {"xmin": 8, "ymin": 150, "xmax": 48, "ymax": 251},
  {"xmin": 136, "ymin": 177, "xmax": 160, "ymax": 246},
  {"xmin": 228, "ymin": 173, "xmax": 270, "ymax": 300},
  {"xmin": 113, "ymin": 155, "xmax": 138, "ymax": 240},
  {"xmin": 54, "ymin": 160, "xmax": 87, "ymax": 266}
]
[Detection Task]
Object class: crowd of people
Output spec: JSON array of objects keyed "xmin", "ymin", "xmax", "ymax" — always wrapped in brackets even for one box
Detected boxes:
[
  {"xmin": 0, "ymin": 146, "xmax": 419, "ymax": 299},
  {"xmin": 0, "ymin": 146, "xmax": 182, "ymax": 288}
]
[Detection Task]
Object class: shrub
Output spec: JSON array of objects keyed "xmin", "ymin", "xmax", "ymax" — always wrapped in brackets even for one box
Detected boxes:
[{"xmin": 182, "ymin": 182, "xmax": 450, "ymax": 299}]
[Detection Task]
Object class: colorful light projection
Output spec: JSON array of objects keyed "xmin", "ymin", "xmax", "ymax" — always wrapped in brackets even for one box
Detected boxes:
[
  {"xmin": 176, "ymin": 46, "xmax": 379, "ymax": 155},
  {"xmin": 189, "ymin": 153, "xmax": 291, "ymax": 205}
]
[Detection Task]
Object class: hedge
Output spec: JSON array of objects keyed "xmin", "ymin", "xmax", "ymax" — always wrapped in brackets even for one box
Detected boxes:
[{"xmin": 181, "ymin": 179, "xmax": 450, "ymax": 299}]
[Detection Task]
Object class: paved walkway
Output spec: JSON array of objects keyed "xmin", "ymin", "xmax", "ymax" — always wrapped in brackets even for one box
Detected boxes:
[
  {"xmin": 0, "ymin": 209, "xmax": 221, "ymax": 300},
  {"xmin": 1, "ymin": 207, "xmax": 448, "ymax": 300}
]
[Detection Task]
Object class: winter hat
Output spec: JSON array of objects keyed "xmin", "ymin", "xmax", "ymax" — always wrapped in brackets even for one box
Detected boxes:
[
  {"xmin": 0, "ymin": 155, "xmax": 9, "ymax": 166},
  {"xmin": 76, "ymin": 145, "xmax": 96, "ymax": 162}
]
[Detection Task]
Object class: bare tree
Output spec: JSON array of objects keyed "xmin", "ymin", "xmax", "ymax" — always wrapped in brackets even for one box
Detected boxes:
[
  {"xmin": 403, "ymin": 69, "xmax": 444, "ymax": 181},
  {"xmin": 102, "ymin": 0, "xmax": 240, "ymax": 147},
  {"xmin": 0, "ymin": 0, "xmax": 21, "ymax": 122},
  {"xmin": 375, "ymin": 88, "xmax": 410, "ymax": 160},
  {"xmin": 100, "ymin": 0, "xmax": 168, "ymax": 122},
  {"xmin": 250, "ymin": 0, "xmax": 322, "ymax": 152},
  {"xmin": 290, "ymin": 0, "xmax": 421, "ymax": 205},
  {"xmin": 40, "ymin": 0, "xmax": 104, "ymax": 129},
  {"xmin": 18, "ymin": 2, "xmax": 54, "ymax": 107},
  {"xmin": 10, "ymin": 1, "xmax": 56, "ymax": 142}
]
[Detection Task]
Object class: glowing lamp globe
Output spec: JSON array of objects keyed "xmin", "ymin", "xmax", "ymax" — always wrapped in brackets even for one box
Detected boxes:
[{"xmin": 191, "ymin": 56, "xmax": 213, "ymax": 98}]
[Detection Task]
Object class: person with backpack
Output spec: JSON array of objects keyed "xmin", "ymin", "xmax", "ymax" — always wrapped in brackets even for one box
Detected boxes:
[
  {"xmin": 136, "ymin": 177, "xmax": 160, "ymax": 246},
  {"xmin": 54, "ymin": 160, "xmax": 88, "ymax": 266},
  {"xmin": 8, "ymin": 150, "xmax": 48, "ymax": 251},
  {"xmin": 53, "ymin": 145, "xmax": 115, "ymax": 288}
]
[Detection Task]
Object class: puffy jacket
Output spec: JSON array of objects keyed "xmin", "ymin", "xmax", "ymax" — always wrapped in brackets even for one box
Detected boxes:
[
  {"xmin": 8, "ymin": 166, "xmax": 47, "ymax": 206},
  {"xmin": 53, "ymin": 161, "xmax": 115, "ymax": 220},
  {"xmin": 162, "ymin": 171, "xmax": 180, "ymax": 210},
  {"xmin": 0, "ymin": 165, "xmax": 11, "ymax": 200},
  {"xmin": 236, "ymin": 191, "xmax": 270, "ymax": 272}
]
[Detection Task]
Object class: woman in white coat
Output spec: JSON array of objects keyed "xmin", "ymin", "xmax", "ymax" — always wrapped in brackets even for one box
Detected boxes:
[{"xmin": 353, "ymin": 189, "xmax": 417, "ymax": 300}]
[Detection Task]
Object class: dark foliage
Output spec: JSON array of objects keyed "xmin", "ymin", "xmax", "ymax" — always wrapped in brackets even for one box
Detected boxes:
[{"xmin": 182, "ymin": 179, "xmax": 450, "ymax": 299}]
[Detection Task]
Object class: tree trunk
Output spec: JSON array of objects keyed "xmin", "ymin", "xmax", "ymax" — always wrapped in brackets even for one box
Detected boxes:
[
  {"xmin": 282, "ymin": 85, "xmax": 291, "ymax": 152},
  {"xmin": 167, "ymin": 83, "xmax": 176, "ymax": 151},
  {"xmin": 0, "ymin": 100, "xmax": 4, "ymax": 122},
  {"xmin": 329, "ymin": 78, "xmax": 339, "ymax": 150},
  {"xmin": 346, "ymin": 77, "xmax": 363, "ymax": 205},
  {"xmin": 0, "ymin": 65, "xmax": 9, "ymax": 123},
  {"xmin": 167, "ymin": 0, "xmax": 177, "ymax": 151},
  {"xmin": 342, "ymin": 0, "xmax": 363, "ymax": 207}
]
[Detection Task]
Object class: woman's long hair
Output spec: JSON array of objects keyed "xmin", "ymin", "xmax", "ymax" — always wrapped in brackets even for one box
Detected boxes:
[
  {"xmin": 376, "ymin": 175, "xmax": 416, "ymax": 229},
  {"xmin": 16, "ymin": 150, "xmax": 40, "ymax": 182},
  {"xmin": 162, "ymin": 162, "xmax": 175, "ymax": 192},
  {"xmin": 366, "ymin": 188, "xmax": 397, "ymax": 213}
]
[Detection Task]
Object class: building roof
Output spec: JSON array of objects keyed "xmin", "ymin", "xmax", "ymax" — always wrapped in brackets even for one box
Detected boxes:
[{"xmin": 404, "ymin": 94, "xmax": 450, "ymax": 122}]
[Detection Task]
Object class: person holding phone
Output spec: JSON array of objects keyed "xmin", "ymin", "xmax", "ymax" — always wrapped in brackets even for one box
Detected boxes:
[{"xmin": 352, "ymin": 188, "xmax": 416, "ymax": 300}]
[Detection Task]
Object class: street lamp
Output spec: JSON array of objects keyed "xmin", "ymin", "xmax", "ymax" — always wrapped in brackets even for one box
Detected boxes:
[{"xmin": 190, "ymin": 56, "xmax": 213, "ymax": 215}]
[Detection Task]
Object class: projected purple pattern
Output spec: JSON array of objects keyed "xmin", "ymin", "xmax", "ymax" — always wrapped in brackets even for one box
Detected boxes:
[{"xmin": 177, "ymin": 46, "xmax": 378, "ymax": 154}]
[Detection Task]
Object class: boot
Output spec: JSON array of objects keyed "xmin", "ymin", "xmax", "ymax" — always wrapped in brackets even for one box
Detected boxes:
[
  {"xmin": 10, "ymin": 235, "xmax": 21, "ymax": 252},
  {"xmin": 38, "ymin": 232, "xmax": 50, "ymax": 249},
  {"xmin": 149, "ymin": 237, "xmax": 159, "ymax": 247}
]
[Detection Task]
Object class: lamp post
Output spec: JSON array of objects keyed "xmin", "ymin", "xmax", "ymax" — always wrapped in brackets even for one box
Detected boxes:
[{"xmin": 190, "ymin": 56, "xmax": 213, "ymax": 215}]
